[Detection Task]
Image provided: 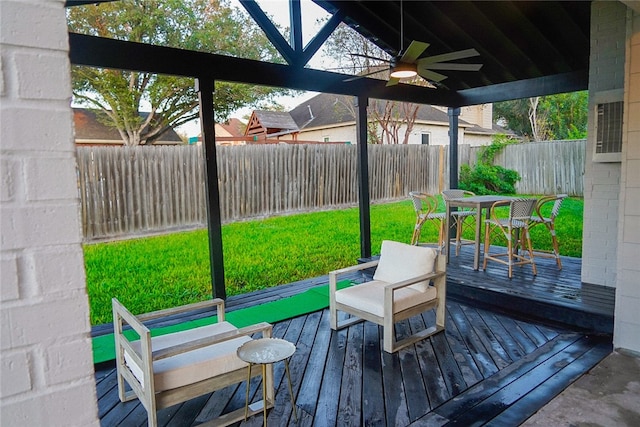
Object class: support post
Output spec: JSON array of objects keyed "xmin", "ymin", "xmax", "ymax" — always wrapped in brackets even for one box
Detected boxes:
[
  {"xmin": 448, "ymin": 107, "xmax": 460, "ymax": 189},
  {"xmin": 447, "ymin": 107, "xmax": 461, "ymax": 248},
  {"xmin": 355, "ymin": 96, "xmax": 371, "ymax": 258},
  {"xmin": 197, "ymin": 78, "xmax": 226, "ymax": 299}
]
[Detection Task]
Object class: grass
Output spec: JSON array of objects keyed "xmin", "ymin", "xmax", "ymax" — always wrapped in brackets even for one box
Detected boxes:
[{"xmin": 84, "ymin": 197, "xmax": 583, "ymax": 325}]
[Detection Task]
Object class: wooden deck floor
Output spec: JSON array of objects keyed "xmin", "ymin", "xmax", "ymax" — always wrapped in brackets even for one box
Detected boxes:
[
  {"xmin": 94, "ymin": 248, "xmax": 614, "ymax": 426},
  {"xmin": 444, "ymin": 245, "xmax": 615, "ymax": 334}
]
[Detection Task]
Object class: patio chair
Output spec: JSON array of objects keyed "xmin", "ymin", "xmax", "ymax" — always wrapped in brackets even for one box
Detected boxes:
[
  {"xmin": 112, "ymin": 298, "xmax": 274, "ymax": 427},
  {"xmin": 329, "ymin": 240, "xmax": 446, "ymax": 353},
  {"xmin": 483, "ymin": 198, "xmax": 538, "ymax": 279},
  {"xmin": 528, "ymin": 194, "xmax": 567, "ymax": 269},
  {"xmin": 441, "ymin": 189, "xmax": 477, "ymax": 256},
  {"xmin": 409, "ymin": 191, "xmax": 446, "ymax": 250}
]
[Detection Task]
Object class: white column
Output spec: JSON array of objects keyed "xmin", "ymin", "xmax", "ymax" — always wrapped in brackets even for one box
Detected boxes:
[{"xmin": 1, "ymin": 1, "xmax": 100, "ymax": 425}]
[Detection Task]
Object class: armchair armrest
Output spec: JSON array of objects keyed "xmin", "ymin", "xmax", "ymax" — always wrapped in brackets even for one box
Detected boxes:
[
  {"xmin": 382, "ymin": 270, "xmax": 446, "ymax": 292},
  {"xmin": 113, "ymin": 297, "xmax": 151, "ymax": 337},
  {"xmin": 329, "ymin": 259, "xmax": 380, "ymax": 295},
  {"xmin": 152, "ymin": 321, "xmax": 273, "ymax": 361},
  {"xmin": 329, "ymin": 260, "xmax": 379, "ymax": 277},
  {"xmin": 136, "ymin": 298, "xmax": 226, "ymax": 322}
]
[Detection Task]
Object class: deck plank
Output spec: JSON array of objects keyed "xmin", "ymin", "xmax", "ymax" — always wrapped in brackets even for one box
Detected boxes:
[
  {"xmin": 294, "ymin": 310, "xmax": 331, "ymax": 417},
  {"xmin": 338, "ymin": 322, "xmax": 364, "ymax": 425},
  {"xmin": 362, "ymin": 322, "xmax": 386, "ymax": 426},
  {"xmin": 442, "ymin": 336, "xmax": 606, "ymax": 426},
  {"xmin": 446, "ymin": 302, "xmax": 499, "ymax": 378},
  {"xmin": 486, "ymin": 337, "xmax": 613, "ymax": 426}
]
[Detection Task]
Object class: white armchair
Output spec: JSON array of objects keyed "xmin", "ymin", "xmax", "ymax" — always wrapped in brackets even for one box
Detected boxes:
[
  {"xmin": 112, "ymin": 298, "xmax": 273, "ymax": 427},
  {"xmin": 329, "ymin": 240, "xmax": 446, "ymax": 353}
]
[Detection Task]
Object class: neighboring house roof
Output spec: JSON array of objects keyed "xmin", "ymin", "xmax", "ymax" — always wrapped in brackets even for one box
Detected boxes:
[
  {"xmin": 289, "ymin": 93, "xmax": 356, "ymax": 129},
  {"xmin": 73, "ymin": 108, "xmax": 183, "ymax": 144},
  {"xmin": 289, "ymin": 93, "xmax": 483, "ymax": 130},
  {"xmin": 245, "ymin": 110, "xmax": 299, "ymax": 136},
  {"xmin": 219, "ymin": 118, "xmax": 245, "ymax": 136}
]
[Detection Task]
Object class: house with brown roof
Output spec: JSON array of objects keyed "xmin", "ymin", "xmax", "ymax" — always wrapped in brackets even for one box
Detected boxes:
[
  {"xmin": 285, "ymin": 93, "xmax": 500, "ymax": 145},
  {"xmin": 244, "ymin": 110, "xmax": 300, "ymax": 142},
  {"xmin": 73, "ymin": 108, "xmax": 184, "ymax": 145},
  {"xmin": 219, "ymin": 118, "xmax": 246, "ymax": 138}
]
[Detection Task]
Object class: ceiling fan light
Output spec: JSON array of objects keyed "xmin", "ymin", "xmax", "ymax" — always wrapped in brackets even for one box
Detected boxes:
[{"xmin": 390, "ymin": 62, "xmax": 417, "ymax": 79}]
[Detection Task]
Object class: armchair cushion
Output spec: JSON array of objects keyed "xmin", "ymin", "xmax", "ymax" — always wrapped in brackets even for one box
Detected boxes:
[
  {"xmin": 335, "ymin": 280, "xmax": 437, "ymax": 317},
  {"xmin": 373, "ymin": 240, "xmax": 437, "ymax": 292},
  {"xmin": 126, "ymin": 321, "xmax": 252, "ymax": 392}
]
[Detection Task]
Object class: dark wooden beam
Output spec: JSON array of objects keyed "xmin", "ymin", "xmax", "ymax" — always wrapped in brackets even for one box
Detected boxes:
[
  {"xmin": 68, "ymin": 32, "xmax": 461, "ymax": 106},
  {"xmin": 355, "ymin": 96, "xmax": 371, "ymax": 258},
  {"xmin": 456, "ymin": 70, "xmax": 589, "ymax": 106},
  {"xmin": 239, "ymin": 0, "xmax": 296, "ymax": 65},
  {"xmin": 289, "ymin": 0, "xmax": 303, "ymax": 60},
  {"xmin": 301, "ymin": 9, "xmax": 345, "ymax": 66},
  {"xmin": 197, "ymin": 79, "xmax": 226, "ymax": 299},
  {"xmin": 65, "ymin": 0, "xmax": 116, "ymax": 6}
]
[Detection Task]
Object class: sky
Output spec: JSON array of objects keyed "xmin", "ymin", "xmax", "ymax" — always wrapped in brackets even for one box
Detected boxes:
[{"xmin": 178, "ymin": 0, "xmax": 333, "ymax": 137}]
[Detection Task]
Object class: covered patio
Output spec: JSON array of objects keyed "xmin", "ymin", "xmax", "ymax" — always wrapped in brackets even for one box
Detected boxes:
[
  {"xmin": 93, "ymin": 248, "xmax": 614, "ymax": 426},
  {"xmin": 3, "ymin": 1, "xmax": 639, "ymax": 426},
  {"xmin": 68, "ymin": 4, "xmax": 621, "ymax": 424}
]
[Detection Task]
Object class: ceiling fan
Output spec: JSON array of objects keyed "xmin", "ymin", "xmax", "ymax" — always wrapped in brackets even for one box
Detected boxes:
[{"xmin": 348, "ymin": 1, "xmax": 483, "ymax": 87}]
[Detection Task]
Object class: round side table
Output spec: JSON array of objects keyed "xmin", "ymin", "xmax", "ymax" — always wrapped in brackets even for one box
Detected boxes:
[{"xmin": 237, "ymin": 337, "xmax": 297, "ymax": 426}]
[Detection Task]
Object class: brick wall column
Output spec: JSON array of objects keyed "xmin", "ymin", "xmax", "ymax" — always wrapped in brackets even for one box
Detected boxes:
[
  {"xmin": 614, "ymin": 6, "xmax": 640, "ymax": 354},
  {"xmin": 582, "ymin": 1, "xmax": 627, "ymax": 287},
  {"xmin": 0, "ymin": 1, "xmax": 99, "ymax": 424}
]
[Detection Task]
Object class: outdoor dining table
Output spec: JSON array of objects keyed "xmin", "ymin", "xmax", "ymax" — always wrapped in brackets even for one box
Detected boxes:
[{"xmin": 445, "ymin": 194, "xmax": 518, "ymax": 270}]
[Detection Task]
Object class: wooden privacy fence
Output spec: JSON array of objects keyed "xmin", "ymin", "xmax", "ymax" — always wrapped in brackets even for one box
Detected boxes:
[
  {"xmin": 492, "ymin": 140, "xmax": 586, "ymax": 196},
  {"xmin": 77, "ymin": 140, "xmax": 585, "ymax": 240}
]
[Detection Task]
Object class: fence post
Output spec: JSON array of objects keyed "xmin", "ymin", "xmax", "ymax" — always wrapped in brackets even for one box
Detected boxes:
[{"xmin": 197, "ymin": 78, "xmax": 226, "ymax": 300}]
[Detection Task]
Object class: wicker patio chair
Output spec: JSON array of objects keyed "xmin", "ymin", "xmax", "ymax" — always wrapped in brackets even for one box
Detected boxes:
[
  {"xmin": 409, "ymin": 191, "xmax": 446, "ymax": 250},
  {"xmin": 483, "ymin": 198, "xmax": 538, "ymax": 278},
  {"xmin": 529, "ymin": 194, "xmax": 567, "ymax": 269},
  {"xmin": 441, "ymin": 189, "xmax": 477, "ymax": 256}
]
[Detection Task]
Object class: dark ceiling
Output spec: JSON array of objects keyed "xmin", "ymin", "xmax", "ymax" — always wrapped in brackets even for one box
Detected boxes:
[
  {"xmin": 66, "ymin": 0, "xmax": 592, "ymax": 107},
  {"xmin": 316, "ymin": 1, "xmax": 592, "ymax": 92}
]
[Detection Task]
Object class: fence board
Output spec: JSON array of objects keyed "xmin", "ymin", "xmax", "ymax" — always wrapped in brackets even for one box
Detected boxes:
[{"xmin": 77, "ymin": 140, "xmax": 585, "ymax": 240}]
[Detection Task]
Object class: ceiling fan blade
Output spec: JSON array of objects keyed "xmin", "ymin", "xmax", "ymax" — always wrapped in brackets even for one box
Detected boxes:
[
  {"xmin": 400, "ymin": 40, "xmax": 430, "ymax": 63},
  {"xmin": 417, "ymin": 67, "xmax": 448, "ymax": 82},
  {"xmin": 417, "ymin": 48, "xmax": 480, "ymax": 66},
  {"xmin": 423, "ymin": 63, "xmax": 483, "ymax": 71},
  {"xmin": 386, "ymin": 76, "xmax": 401, "ymax": 87},
  {"xmin": 350, "ymin": 53, "xmax": 392, "ymax": 63}
]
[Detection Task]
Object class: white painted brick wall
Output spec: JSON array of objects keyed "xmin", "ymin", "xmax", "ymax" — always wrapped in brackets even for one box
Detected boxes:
[
  {"xmin": 614, "ymin": 7, "xmax": 640, "ymax": 354},
  {"xmin": 0, "ymin": 1, "xmax": 99, "ymax": 425},
  {"xmin": 582, "ymin": 1, "xmax": 627, "ymax": 287}
]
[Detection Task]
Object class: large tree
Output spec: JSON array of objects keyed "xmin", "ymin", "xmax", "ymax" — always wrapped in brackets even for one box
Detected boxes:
[
  {"xmin": 494, "ymin": 91, "xmax": 588, "ymax": 141},
  {"xmin": 68, "ymin": 0, "xmax": 289, "ymax": 145}
]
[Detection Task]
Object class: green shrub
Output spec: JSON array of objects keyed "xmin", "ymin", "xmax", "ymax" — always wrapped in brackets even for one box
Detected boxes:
[{"xmin": 460, "ymin": 135, "xmax": 521, "ymax": 195}]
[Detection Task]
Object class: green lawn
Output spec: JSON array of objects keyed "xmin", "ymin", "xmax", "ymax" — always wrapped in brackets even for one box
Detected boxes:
[{"xmin": 84, "ymin": 197, "xmax": 583, "ymax": 325}]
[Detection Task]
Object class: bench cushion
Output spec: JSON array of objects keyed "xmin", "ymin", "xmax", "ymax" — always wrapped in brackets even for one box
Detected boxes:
[
  {"xmin": 373, "ymin": 240, "xmax": 437, "ymax": 292},
  {"xmin": 335, "ymin": 280, "xmax": 437, "ymax": 318},
  {"xmin": 125, "ymin": 321, "xmax": 252, "ymax": 392}
]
